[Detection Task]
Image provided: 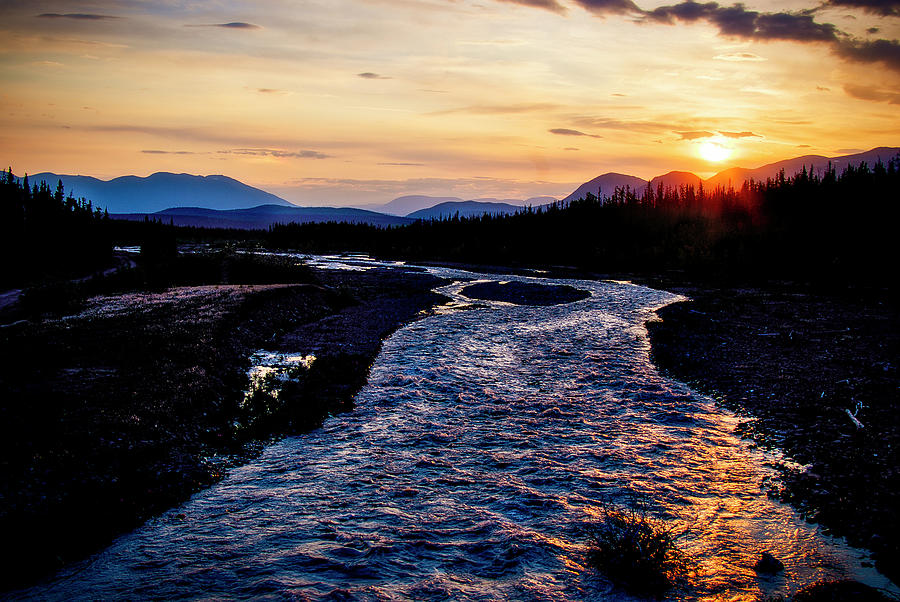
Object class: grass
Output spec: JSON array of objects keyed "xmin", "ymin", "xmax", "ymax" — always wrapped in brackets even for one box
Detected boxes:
[{"xmin": 584, "ymin": 498, "xmax": 687, "ymax": 597}]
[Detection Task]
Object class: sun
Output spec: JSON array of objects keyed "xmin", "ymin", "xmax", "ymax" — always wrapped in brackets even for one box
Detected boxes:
[{"xmin": 698, "ymin": 141, "xmax": 733, "ymax": 162}]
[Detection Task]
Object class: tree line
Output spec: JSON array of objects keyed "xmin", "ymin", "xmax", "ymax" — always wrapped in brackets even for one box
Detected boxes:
[
  {"xmin": 1, "ymin": 170, "xmax": 112, "ymax": 287},
  {"xmin": 264, "ymin": 158, "xmax": 900, "ymax": 285}
]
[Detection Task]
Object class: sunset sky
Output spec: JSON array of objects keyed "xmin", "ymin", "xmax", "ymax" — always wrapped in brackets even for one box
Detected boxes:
[{"xmin": 1, "ymin": 0, "xmax": 898, "ymax": 206}]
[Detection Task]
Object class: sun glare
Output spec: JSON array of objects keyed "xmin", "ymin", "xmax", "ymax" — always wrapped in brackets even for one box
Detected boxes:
[{"xmin": 698, "ymin": 142, "xmax": 733, "ymax": 163}]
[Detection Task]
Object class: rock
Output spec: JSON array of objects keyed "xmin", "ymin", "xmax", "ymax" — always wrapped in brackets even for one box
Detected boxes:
[{"xmin": 753, "ymin": 551, "xmax": 784, "ymax": 574}]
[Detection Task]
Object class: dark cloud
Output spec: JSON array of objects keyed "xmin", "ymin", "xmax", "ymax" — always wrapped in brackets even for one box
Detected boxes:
[
  {"xmin": 817, "ymin": 85, "xmax": 832, "ymax": 91},
  {"xmin": 573, "ymin": 0, "xmax": 643, "ymax": 15},
  {"xmin": 186, "ymin": 22, "xmax": 261, "ymax": 29},
  {"xmin": 835, "ymin": 38, "xmax": 900, "ymax": 71},
  {"xmin": 257, "ymin": 88, "xmax": 287, "ymax": 94},
  {"xmin": 549, "ymin": 128, "xmax": 601, "ymax": 138},
  {"xmin": 220, "ymin": 148, "xmax": 331, "ymax": 159},
  {"xmin": 216, "ymin": 22, "xmax": 260, "ymax": 29},
  {"xmin": 142, "ymin": 149, "xmax": 195, "ymax": 155},
  {"xmin": 564, "ymin": 147, "xmax": 580, "ymax": 151},
  {"xmin": 494, "ymin": 0, "xmax": 567, "ymax": 13},
  {"xmin": 719, "ymin": 131, "xmax": 762, "ymax": 138},
  {"xmin": 378, "ymin": 162, "xmax": 426, "ymax": 166},
  {"xmin": 824, "ymin": 1, "xmax": 900, "ymax": 16},
  {"xmin": 843, "ymin": 83, "xmax": 900, "ymax": 104},
  {"xmin": 645, "ymin": 3, "xmax": 838, "ymax": 42},
  {"xmin": 643, "ymin": 1, "xmax": 900, "ymax": 72},
  {"xmin": 675, "ymin": 130, "xmax": 715, "ymax": 140},
  {"xmin": 868, "ymin": 27, "xmax": 880, "ymax": 34},
  {"xmin": 357, "ymin": 72, "xmax": 391, "ymax": 79},
  {"xmin": 37, "ymin": 13, "xmax": 118, "ymax": 20}
]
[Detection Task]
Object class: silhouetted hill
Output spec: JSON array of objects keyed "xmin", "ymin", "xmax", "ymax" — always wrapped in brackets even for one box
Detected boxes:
[
  {"xmin": 28, "ymin": 172, "xmax": 293, "ymax": 213},
  {"xmin": 407, "ymin": 200, "xmax": 523, "ymax": 220},
  {"xmin": 706, "ymin": 147, "xmax": 900, "ymax": 189},
  {"xmin": 649, "ymin": 171, "xmax": 703, "ymax": 191},
  {"xmin": 562, "ymin": 173, "xmax": 648, "ymax": 203},
  {"xmin": 376, "ymin": 195, "xmax": 463, "ymax": 216},
  {"xmin": 111, "ymin": 204, "xmax": 412, "ymax": 229}
]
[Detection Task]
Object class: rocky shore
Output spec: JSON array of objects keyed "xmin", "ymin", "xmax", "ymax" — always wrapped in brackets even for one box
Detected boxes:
[
  {"xmin": 0, "ymin": 261, "xmax": 446, "ymax": 590},
  {"xmin": 645, "ymin": 283, "xmax": 899, "ymax": 583}
]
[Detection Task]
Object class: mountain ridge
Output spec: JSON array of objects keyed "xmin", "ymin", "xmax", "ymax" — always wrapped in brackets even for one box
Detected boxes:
[{"xmin": 27, "ymin": 171, "xmax": 294, "ymax": 213}]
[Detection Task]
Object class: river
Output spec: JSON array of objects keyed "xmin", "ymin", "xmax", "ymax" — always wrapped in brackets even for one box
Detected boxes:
[{"xmin": 17, "ymin": 259, "xmax": 896, "ymax": 600}]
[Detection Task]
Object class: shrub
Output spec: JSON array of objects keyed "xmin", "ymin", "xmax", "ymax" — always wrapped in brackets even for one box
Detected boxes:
[{"xmin": 584, "ymin": 499, "xmax": 687, "ymax": 597}]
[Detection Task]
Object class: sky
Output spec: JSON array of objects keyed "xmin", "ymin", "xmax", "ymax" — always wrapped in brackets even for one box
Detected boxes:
[{"xmin": 1, "ymin": 0, "xmax": 899, "ymax": 206}]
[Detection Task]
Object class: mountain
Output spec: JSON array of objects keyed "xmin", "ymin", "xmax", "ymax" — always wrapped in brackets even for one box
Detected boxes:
[
  {"xmin": 27, "ymin": 172, "xmax": 293, "ymax": 213},
  {"xmin": 407, "ymin": 200, "xmax": 523, "ymax": 220},
  {"xmin": 563, "ymin": 146, "xmax": 900, "ymax": 205},
  {"xmin": 706, "ymin": 147, "xmax": 900, "ymax": 189},
  {"xmin": 376, "ymin": 195, "xmax": 463, "ymax": 216},
  {"xmin": 649, "ymin": 171, "xmax": 703, "ymax": 191},
  {"xmin": 561, "ymin": 173, "xmax": 648, "ymax": 204},
  {"xmin": 111, "ymin": 204, "xmax": 412, "ymax": 229}
]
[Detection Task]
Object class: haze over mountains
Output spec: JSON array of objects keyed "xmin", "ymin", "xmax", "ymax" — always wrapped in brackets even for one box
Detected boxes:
[{"xmin": 21, "ymin": 147, "xmax": 897, "ymax": 228}]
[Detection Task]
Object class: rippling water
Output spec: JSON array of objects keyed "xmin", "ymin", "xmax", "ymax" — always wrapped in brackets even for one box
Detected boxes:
[{"xmin": 17, "ymin": 263, "xmax": 896, "ymax": 601}]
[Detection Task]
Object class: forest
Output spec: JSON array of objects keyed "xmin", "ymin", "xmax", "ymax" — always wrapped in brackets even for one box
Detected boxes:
[
  {"xmin": 264, "ymin": 158, "xmax": 900, "ymax": 286},
  {"xmin": 0, "ymin": 169, "xmax": 112, "ymax": 288}
]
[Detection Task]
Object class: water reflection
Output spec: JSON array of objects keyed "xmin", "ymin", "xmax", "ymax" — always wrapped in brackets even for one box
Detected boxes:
[{"xmin": 19, "ymin": 261, "xmax": 896, "ymax": 601}]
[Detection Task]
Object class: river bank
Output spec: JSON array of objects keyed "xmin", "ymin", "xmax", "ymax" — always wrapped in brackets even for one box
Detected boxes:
[
  {"xmin": 645, "ymin": 281, "xmax": 899, "ymax": 583},
  {"xmin": 0, "ymin": 260, "xmax": 446, "ymax": 590}
]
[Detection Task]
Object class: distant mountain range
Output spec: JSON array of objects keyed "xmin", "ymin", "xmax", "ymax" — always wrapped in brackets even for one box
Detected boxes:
[
  {"xmin": 29, "ymin": 172, "xmax": 293, "ymax": 213},
  {"xmin": 372, "ymin": 195, "xmax": 556, "ymax": 216},
  {"xmin": 115, "ymin": 205, "xmax": 413, "ymax": 229},
  {"xmin": 407, "ymin": 200, "xmax": 529, "ymax": 220},
  {"xmin": 21, "ymin": 146, "xmax": 897, "ymax": 229},
  {"xmin": 562, "ymin": 147, "xmax": 899, "ymax": 203}
]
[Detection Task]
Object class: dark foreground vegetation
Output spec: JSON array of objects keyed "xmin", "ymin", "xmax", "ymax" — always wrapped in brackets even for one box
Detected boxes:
[
  {"xmin": 1, "ymin": 169, "xmax": 111, "ymax": 288},
  {"xmin": 585, "ymin": 499, "xmax": 687, "ymax": 597},
  {"xmin": 0, "ymin": 251, "xmax": 446, "ymax": 589}
]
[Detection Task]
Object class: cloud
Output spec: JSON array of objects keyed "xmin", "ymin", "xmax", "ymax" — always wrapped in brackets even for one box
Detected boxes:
[
  {"xmin": 573, "ymin": 116, "xmax": 672, "ymax": 133},
  {"xmin": 564, "ymin": 147, "xmax": 580, "ymax": 151},
  {"xmin": 718, "ymin": 130, "xmax": 762, "ymax": 138},
  {"xmin": 835, "ymin": 38, "xmax": 900, "ymax": 71},
  {"xmin": 494, "ymin": 0, "xmax": 567, "ymax": 14},
  {"xmin": 142, "ymin": 149, "xmax": 196, "ymax": 155},
  {"xmin": 675, "ymin": 130, "xmax": 715, "ymax": 140},
  {"xmin": 713, "ymin": 52, "xmax": 766, "ymax": 61},
  {"xmin": 215, "ymin": 22, "xmax": 261, "ymax": 29},
  {"xmin": 823, "ymin": 1, "xmax": 900, "ymax": 16},
  {"xmin": 430, "ymin": 103, "xmax": 559, "ymax": 115},
  {"xmin": 549, "ymin": 128, "xmax": 601, "ymax": 138},
  {"xmin": 378, "ymin": 162, "xmax": 426, "ymax": 166},
  {"xmin": 37, "ymin": 13, "xmax": 118, "ymax": 20},
  {"xmin": 645, "ymin": 3, "xmax": 838, "ymax": 42},
  {"xmin": 642, "ymin": 1, "xmax": 900, "ymax": 72},
  {"xmin": 843, "ymin": 83, "xmax": 900, "ymax": 104},
  {"xmin": 357, "ymin": 72, "xmax": 391, "ymax": 79},
  {"xmin": 573, "ymin": 0, "xmax": 643, "ymax": 15},
  {"xmin": 186, "ymin": 22, "xmax": 261, "ymax": 29},
  {"xmin": 257, "ymin": 88, "xmax": 287, "ymax": 94},
  {"xmin": 221, "ymin": 148, "xmax": 331, "ymax": 159},
  {"xmin": 817, "ymin": 85, "xmax": 832, "ymax": 91}
]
